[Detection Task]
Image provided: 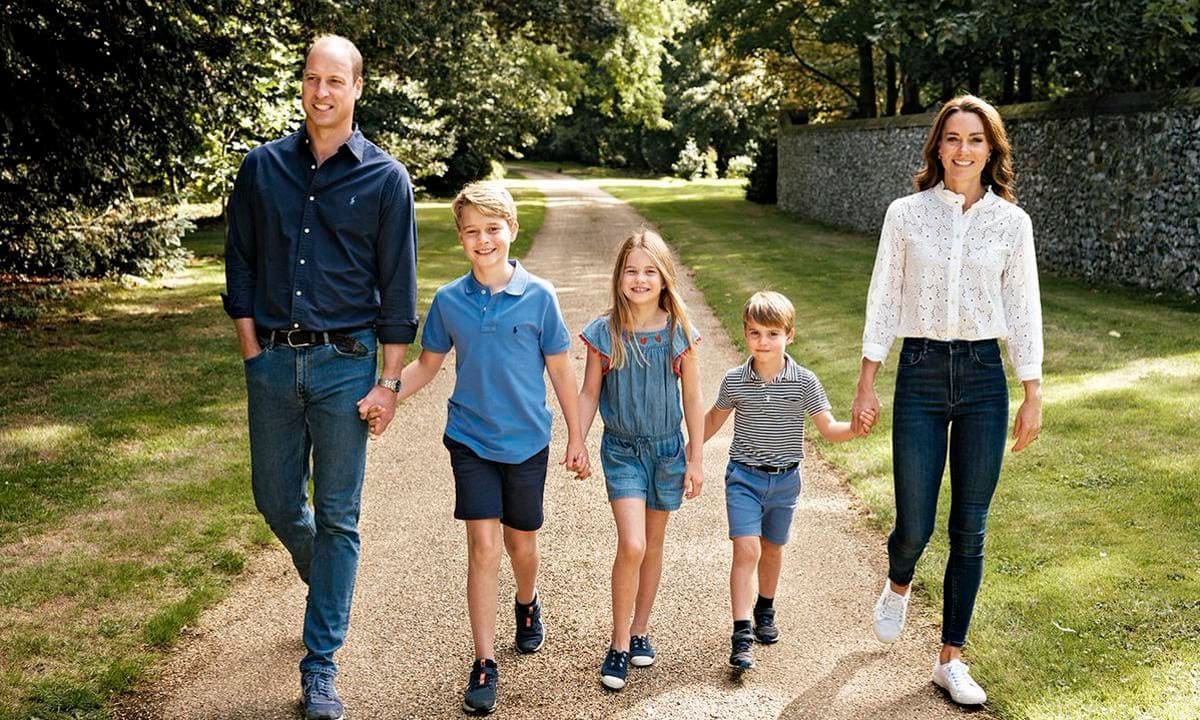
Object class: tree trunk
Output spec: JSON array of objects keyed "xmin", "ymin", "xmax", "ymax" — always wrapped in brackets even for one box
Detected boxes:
[
  {"xmin": 856, "ymin": 40, "xmax": 877, "ymax": 118},
  {"xmin": 1001, "ymin": 45, "xmax": 1015, "ymax": 103},
  {"xmin": 885, "ymin": 53, "xmax": 898, "ymax": 116},
  {"xmin": 901, "ymin": 71, "xmax": 922, "ymax": 114},
  {"xmin": 1018, "ymin": 48, "xmax": 1033, "ymax": 102},
  {"xmin": 940, "ymin": 76, "xmax": 954, "ymax": 102},
  {"xmin": 968, "ymin": 63, "xmax": 981, "ymax": 96}
]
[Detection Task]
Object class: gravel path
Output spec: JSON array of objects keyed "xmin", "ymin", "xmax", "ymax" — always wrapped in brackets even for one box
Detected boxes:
[{"xmin": 117, "ymin": 168, "xmax": 983, "ymax": 719}]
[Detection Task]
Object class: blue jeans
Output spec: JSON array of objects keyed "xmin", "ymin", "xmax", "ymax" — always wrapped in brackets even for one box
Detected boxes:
[
  {"xmin": 243, "ymin": 329, "xmax": 377, "ymax": 674},
  {"xmin": 888, "ymin": 337, "xmax": 1008, "ymax": 647}
]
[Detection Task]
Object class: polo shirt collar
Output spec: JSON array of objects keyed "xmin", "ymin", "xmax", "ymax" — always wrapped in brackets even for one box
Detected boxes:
[
  {"xmin": 295, "ymin": 124, "xmax": 366, "ymax": 163},
  {"xmin": 462, "ymin": 260, "xmax": 530, "ymax": 296},
  {"xmin": 740, "ymin": 353, "xmax": 802, "ymax": 383}
]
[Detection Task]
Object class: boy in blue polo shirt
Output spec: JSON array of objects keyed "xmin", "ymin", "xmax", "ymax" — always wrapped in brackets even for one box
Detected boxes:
[{"xmin": 369, "ymin": 181, "xmax": 588, "ymax": 714}]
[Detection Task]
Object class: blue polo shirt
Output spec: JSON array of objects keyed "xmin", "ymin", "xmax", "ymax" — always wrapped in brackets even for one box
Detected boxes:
[{"xmin": 422, "ymin": 260, "xmax": 572, "ymax": 463}]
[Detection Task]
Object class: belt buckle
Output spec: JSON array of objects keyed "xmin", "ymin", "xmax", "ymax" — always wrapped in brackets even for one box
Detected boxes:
[{"xmin": 285, "ymin": 329, "xmax": 310, "ymax": 347}]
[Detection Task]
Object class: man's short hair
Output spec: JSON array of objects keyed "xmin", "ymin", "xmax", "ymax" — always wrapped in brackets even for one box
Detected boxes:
[
  {"xmin": 452, "ymin": 181, "xmax": 518, "ymax": 229},
  {"xmin": 307, "ymin": 34, "xmax": 363, "ymax": 79},
  {"xmin": 743, "ymin": 291, "xmax": 795, "ymax": 331}
]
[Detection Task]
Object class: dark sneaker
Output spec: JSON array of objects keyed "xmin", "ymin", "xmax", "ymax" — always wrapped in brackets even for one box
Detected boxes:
[
  {"xmin": 600, "ymin": 647, "xmax": 630, "ymax": 690},
  {"xmin": 514, "ymin": 594, "xmax": 545, "ymax": 653},
  {"xmin": 753, "ymin": 606, "xmax": 780, "ymax": 644},
  {"xmin": 629, "ymin": 634, "xmax": 657, "ymax": 667},
  {"xmin": 729, "ymin": 628, "xmax": 755, "ymax": 671},
  {"xmin": 462, "ymin": 659, "xmax": 498, "ymax": 715},
  {"xmin": 300, "ymin": 671, "xmax": 344, "ymax": 720}
]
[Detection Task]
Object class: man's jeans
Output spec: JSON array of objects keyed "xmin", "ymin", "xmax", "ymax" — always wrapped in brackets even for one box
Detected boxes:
[
  {"xmin": 243, "ymin": 329, "xmax": 376, "ymax": 674},
  {"xmin": 887, "ymin": 337, "xmax": 1009, "ymax": 647}
]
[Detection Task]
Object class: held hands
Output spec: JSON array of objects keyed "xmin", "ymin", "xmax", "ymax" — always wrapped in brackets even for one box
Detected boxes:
[
  {"xmin": 850, "ymin": 386, "xmax": 881, "ymax": 437},
  {"xmin": 357, "ymin": 386, "xmax": 397, "ymax": 440},
  {"xmin": 562, "ymin": 437, "xmax": 591, "ymax": 480},
  {"xmin": 683, "ymin": 460, "xmax": 704, "ymax": 500}
]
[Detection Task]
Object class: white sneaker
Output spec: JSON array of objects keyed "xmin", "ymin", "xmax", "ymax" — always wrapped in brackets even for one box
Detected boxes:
[
  {"xmin": 932, "ymin": 658, "xmax": 987, "ymax": 705},
  {"xmin": 872, "ymin": 581, "xmax": 910, "ymax": 643}
]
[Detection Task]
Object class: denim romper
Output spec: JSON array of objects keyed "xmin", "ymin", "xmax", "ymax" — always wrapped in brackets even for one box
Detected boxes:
[{"xmin": 581, "ymin": 315, "xmax": 697, "ymax": 511}]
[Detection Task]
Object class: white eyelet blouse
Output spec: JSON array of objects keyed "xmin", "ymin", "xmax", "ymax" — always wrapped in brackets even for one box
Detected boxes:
[{"xmin": 862, "ymin": 182, "xmax": 1044, "ymax": 381}]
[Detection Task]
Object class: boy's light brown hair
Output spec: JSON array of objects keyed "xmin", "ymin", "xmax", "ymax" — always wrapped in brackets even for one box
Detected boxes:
[
  {"xmin": 452, "ymin": 181, "xmax": 518, "ymax": 230},
  {"xmin": 742, "ymin": 291, "xmax": 795, "ymax": 331}
]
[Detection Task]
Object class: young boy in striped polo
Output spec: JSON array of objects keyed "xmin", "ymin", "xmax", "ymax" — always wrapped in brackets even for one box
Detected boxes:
[{"xmin": 700, "ymin": 291, "xmax": 872, "ymax": 670}]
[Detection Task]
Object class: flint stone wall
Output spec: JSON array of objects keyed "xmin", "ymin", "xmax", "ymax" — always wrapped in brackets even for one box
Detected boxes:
[{"xmin": 777, "ymin": 89, "xmax": 1200, "ymax": 296}]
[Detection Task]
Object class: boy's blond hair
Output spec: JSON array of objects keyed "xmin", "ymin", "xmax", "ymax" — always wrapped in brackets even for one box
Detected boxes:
[
  {"xmin": 452, "ymin": 181, "xmax": 518, "ymax": 229},
  {"xmin": 743, "ymin": 291, "xmax": 795, "ymax": 331}
]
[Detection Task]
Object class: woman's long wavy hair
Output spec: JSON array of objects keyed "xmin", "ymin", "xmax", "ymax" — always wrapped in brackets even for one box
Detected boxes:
[
  {"xmin": 914, "ymin": 95, "xmax": 1016, "ymax": 203},
  {"xmin": 607, "ymin": 229, "xmax": 695, "ymax": 370}
]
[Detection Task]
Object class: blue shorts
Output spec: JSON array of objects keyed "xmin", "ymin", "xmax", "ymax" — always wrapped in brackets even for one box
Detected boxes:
[
  {"xmin": 600, "ymin": 430, "xmax": 686, "ymax": 512},
  {"xmin": 725, "ymin": 460, "xmax": 802, "ymax": 546},
  {"xmin": 444, "ymin": 435, "xmax": 548, "ymax": 531}
]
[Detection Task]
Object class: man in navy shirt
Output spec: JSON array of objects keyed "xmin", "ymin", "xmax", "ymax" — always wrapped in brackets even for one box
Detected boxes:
[{"xmin": 222, "ymin": 34, "xmax": 417, "ymax": 720}]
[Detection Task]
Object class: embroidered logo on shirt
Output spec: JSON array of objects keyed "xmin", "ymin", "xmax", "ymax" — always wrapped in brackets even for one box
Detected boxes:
[{"xmin": 349, "ymin": 195, "xmax": 357, "ymax": 206}]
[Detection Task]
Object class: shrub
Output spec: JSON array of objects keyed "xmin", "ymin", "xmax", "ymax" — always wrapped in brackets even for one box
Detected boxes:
[
  {"xmin": 672, "ymin": 138, "xmax": 705, "ymax": 180},
  {"xmin": 0, "ymin": 199, "xmax": 191, "ymax": 280},
  {"xmin": 726, "ymin": 154, "xmax": 755, "ymax": 179},
  {"xmin": 745, "ymin": 137, "xmax": 778, "ymax": 204}
]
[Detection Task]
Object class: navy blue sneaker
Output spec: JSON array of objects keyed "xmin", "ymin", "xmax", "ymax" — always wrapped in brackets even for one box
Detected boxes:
[
  {"xmin": 629, "ymin": 634, "xmax": 657, "ymax": 667},
  {"xmin": 753, "ymin": 606, "xmax": 780, "ymax": 644},
  {"xmin": 300, "ymin": 671, "xmax": 344, "ymax": 720},
  {"xmin": 600, "ymin": 647, "xmax": 630, "ymax": 690},
  {"xmin": 729, "ymin": 628, "xmax": 755, "ymax": 671},
  {"xmin": 514, "ymin": 594, "xmax": 545, "ymax": 653},
  {"xmin": 462, "ymin": 659, "xmax": 498, "ymax": 714}
]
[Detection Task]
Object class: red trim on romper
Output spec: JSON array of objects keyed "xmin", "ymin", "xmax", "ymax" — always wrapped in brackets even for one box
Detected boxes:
[
  {"xmin": 672, "ymin": 336, "xmax": 701, "ymax": 377},
  {"xmin": 578, "ymin": 334, "xmax": 612, "ymax": 375}
]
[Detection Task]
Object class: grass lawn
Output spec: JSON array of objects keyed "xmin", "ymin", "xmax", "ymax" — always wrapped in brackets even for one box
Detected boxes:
[
  {"xmin": 583, "ymin": 175, "xmax": 1200, "ymax": 719},
  {"xmin": 0, "ymin": 183, "xmax": 543, "ymax": 720}
]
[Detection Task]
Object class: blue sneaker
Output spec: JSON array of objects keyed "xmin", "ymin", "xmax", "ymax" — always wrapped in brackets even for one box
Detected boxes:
[
  {"xmin": 600, "ymin": 647, "xmax": 629, "ymax": 690},
  {"xmin": 514, "ymin": 594, "xmax": 545, "ymax": 653},
  {"xmin": 300, "ymin": 671, "xmax": 344, "ymax": 720},
  {"xmin": 753, "ymin": 606, "xmax": 780, "ymax": 644},
  {"xmin": 629, "ymin": 634, "xmax": 657, "ymax": 667},
  {"xmin": 729, "ymin": 628, "xmax": 755, "ymax": 671},
  {"xmin": 462, "ymin": 659, "xmax": 498, "ymax": 714}
]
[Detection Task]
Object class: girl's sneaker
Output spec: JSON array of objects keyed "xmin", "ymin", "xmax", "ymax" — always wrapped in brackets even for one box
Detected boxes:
[
  {"xmin": 932, "ymin": 658, "xmax": 987, "ymax": 705},
  {"xmin": 629, "ymin": 634, "xmax": 657, "ymax": 667},
  {"xmin": 600, "ymin": 647, "xmax": 630, "ymax": 690},
  {"xmin": 462, "ymin": 659, "xmax": 498, "ymax": 714}
]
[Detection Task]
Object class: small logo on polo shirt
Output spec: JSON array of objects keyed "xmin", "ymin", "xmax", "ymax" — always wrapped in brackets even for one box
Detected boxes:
[{"xmin": 349, "ymin": 195, "xmax": 357, "ymax": 206}]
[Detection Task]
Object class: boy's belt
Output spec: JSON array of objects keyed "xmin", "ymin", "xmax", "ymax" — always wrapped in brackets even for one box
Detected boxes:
[{"xmin": 748, "ymin": 462, "xmax": 798, "ymax": 474}]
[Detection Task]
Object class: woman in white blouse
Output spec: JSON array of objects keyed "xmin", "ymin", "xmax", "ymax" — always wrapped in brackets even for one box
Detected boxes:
[{"xmin": 851, "ymin": 95, "xmax": 1043, "ymax": 706}]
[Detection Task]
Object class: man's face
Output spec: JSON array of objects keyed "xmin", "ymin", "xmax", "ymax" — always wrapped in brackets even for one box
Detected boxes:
[{"xmin": 301, "ymin": 41, "xmax": 362, "ymax": 132}]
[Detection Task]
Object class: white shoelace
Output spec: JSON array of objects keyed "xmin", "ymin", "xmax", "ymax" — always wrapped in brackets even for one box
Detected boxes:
[{"xmin": 879, "ymin": 592, "xmax": 906, "ymax": 620}]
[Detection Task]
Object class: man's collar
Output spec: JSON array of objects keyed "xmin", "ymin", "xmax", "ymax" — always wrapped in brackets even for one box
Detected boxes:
[{"xmin": 295, "ymin": 124, "xmax": 365, "ymax": 163}]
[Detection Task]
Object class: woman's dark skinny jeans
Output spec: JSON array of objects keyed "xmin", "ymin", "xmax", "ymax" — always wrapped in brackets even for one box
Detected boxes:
[{"xmin": 888, "ymin": 337, "xmax": 1009, "ymax": 647}]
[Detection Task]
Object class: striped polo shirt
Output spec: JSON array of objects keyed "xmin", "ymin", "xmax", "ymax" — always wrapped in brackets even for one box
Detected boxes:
[{"xmin": 715, "ymin": 354, "xmax": 831, "ymax": 467}]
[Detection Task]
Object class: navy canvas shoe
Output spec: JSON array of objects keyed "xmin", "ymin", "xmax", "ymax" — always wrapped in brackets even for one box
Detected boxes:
[
  {"xmin": 600, "ymin": 647, "xmax": 630, "ymax": 690},
  {"xmin": 629, "ymin": 634, "xmax": 657, "ymax": 667}
]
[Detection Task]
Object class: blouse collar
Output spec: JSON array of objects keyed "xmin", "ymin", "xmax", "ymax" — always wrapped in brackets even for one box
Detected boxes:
[{"xmin": 933, "ymin": 181, "xmax": 995, "ymax": 210}]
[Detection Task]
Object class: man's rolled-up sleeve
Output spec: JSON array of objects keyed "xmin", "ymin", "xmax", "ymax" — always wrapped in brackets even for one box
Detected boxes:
[
  {"xmin": 375, "ymin": 164, "xmax": 419, "ymax": 344},
  {"xmin": 222, "ymin": 155, "xmax": 258, "ymax": 320}
]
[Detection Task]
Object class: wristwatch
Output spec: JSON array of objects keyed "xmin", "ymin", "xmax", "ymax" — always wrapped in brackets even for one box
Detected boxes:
[{"xmin": 377, "ymin": 377, "xmax": 402, "ymax": 393}]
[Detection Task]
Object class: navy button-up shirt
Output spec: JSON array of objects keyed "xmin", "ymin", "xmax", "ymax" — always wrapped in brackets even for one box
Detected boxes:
[{"xmin": 222, "ymin": 127, "xmax": 418, "ymax": 344}]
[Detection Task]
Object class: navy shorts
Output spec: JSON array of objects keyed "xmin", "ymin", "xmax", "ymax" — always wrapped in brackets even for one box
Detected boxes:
[{"xmin": 444, "ymin": 435, "xmax": 549, "ymax": 531}]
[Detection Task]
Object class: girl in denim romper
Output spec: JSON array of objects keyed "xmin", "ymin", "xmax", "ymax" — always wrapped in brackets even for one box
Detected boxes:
[{"xmin": 578, "ymin": 229, "xmax": 704, "ymax": 692}]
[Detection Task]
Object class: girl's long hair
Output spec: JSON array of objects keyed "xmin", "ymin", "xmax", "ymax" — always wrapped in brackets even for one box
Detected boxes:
[
  {"xmin": 607, "ymin": 229, "xmax": 696, "ymax": 370},
  {"xmin": 914, "ymin": 95, "xmax": 1016, "ymax": 203}
]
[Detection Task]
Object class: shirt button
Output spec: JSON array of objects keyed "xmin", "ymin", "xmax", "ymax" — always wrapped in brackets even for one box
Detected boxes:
[
  {"xmin": 310, "ymin": 164, "xmax": 316, "ymax": 170},
  {"xmin": 299, "ymin": 259, "xmax": 306, "ymax": 265},
  {"xmin": 296, "ymin": 290, "xmax": 302, "ymax": 296},
  {"xmin": 309, "ymin": 195, "xmax": 315, "ymax": 201},
  {"xmin": 304, "ymin": 228, "xmax": 310, "ymax": 234},
  {"xmin": 293, "ymin": 323, "xmax": 300, "ymax": 328}
]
